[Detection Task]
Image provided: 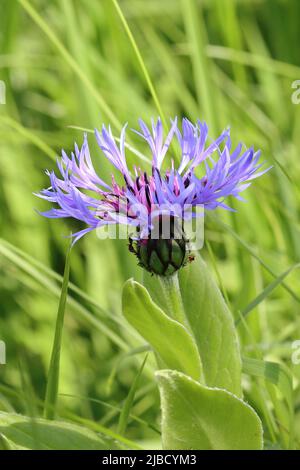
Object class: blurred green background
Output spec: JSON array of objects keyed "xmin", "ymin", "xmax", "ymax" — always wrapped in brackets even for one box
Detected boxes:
[{"xmin": 0, "ymin": 0, "xmax": 300, "ymax": 449}]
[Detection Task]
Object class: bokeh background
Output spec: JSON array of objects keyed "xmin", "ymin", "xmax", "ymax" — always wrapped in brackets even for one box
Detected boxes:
[{"xmin": 0, "ymin": 0, "xmax": 300, "ymax": 449}]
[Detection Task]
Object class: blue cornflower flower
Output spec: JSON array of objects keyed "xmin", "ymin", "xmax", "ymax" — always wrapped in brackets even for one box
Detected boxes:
[{"xmin": 36, "ymin": 118, "xmax": 270, "ymax": 275}]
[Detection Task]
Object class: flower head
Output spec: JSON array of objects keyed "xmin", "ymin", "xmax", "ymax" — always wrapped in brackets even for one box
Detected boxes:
[{"xmin": 37, "ymin": 118, "xmax": 270, "ymax": 275}]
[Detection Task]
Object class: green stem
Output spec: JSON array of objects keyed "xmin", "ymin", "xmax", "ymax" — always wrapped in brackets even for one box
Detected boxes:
[{"xmin": 158, "ymin": 273, "xmax": 187, "ymax": 327}]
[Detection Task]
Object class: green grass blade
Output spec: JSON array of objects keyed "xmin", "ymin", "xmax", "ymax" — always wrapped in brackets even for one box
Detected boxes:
[
  {"xmin": 0, "ymin": 238, "xmax": 126, "ymax": 325},
  {"xmin": 0, "ymin": 115, "xmax": 57, "ymax": 161},
  {"xmin": 106, "ymin": 344, "xmax": 151, "ymax": 396},
  {"xmin": 44, "ymin": 245, "xmax": 71, "ymax": 419},
  {"xmin": 18, "ymin": 0, "xmax": 121, "ymax": 129},
  {"xmin": 242, "ymin": 356, "xmax": 294, "ymax": 449},
  {"xmin": 237, "ymin": 263, "xmax": 300, "ymax": 324},
  {"xmin": 0, "ymin": 384, "xmax": 149, "ymax": 447},
  {"xmin": 112, "ymin": 0, "xmax": 166, "ymax": 126},
  {"xmin": 65, "ymin": 412, "xmax": 144, "ymax": 450},
  {"xmin": 0, "ymin": 238, "xmax": 131, "ymax": 350},
  {"xmin": 205, "ymin": 240, "xmax": 231, "ymax": 308},
  {"xmin": 206, "ymin": 45, "xmax": 300, "ymax": 79},
  {"xmin": 117, "ymin": 354, "xmax": 148, "ymax": 435},
  {"xmin": 181, "ymin": 0, "xmax": 218, "ymax": 134},
  {"xmin": 209, "ymin": 214, "xmax": 300, "ymax": 303},
  {"xmin": 60, "ymin": 392, "xmax": 160, "ymax": 435},
  {"xmin": 0, "ymin": 433, "xmax": 16, "ymax": 450}
]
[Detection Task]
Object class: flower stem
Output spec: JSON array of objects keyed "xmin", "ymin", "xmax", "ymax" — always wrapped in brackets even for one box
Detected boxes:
[{"xmin": 158, "ymin": 273, "xmax": 187, "ymax": 327}]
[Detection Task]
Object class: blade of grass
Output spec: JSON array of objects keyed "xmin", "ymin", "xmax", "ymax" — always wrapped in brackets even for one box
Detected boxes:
[
  {"xmin": 237, "ymin": 263, "xmax": 300, "ymax": 325},
  {"xmin": 243, "ymin": 356, "xmax": 294, "ymax": 449},
  {"xmin": 0, "ymin": 239, "xmax": 130, "ymax": 350},
  {"xmin": 0, "ymin": 383, "xmax": 151, "ymax": 447},
  {"xmin": 111, "ymin": 0, "xmax": 166, "ymax": 126},
  {"xmin": 237, "ymin": 312, "xmax": 278, "ymax": 443},
  {"xmin": 142, "ymin": 25, "xmax": 199, "ymax": 118},
  {"xmin": 213, "ymin": 66, "xmax": 278, "ymax": 139},
  {"xmin": 18, "ymin": 359, "xmax": 41, "ymax": 449},
  {"xmin": 214, "ymin": 0, "xmax": 248, "ymax": 89},
  {"xmin": 60, "ymin": 391, "xmax": 160, "ymax": 435},
  {"xmin": 205, "ymin": 240, "xmax": 231, "ymax": 308},
  {"xmin": 0, "ymin": 238, "xmax": 128, "ymax": 327},
  {"xmin": 118, "ymin": 354, "xmax": 148, "ymax": 436},
  {"xmin": 63, "ymin": 411, "xmax": 143, "ymax": 450},
  {"xmin": 44, "ymin": 244, "xmax": 71, "ymax": 419},
  {"xmin": 106, "ymin": 345, "xmax": 151, "ymax": 396},
  {"xmin": 0, "ymin": 239, "xmax": 156, "ymax": 378},
  {"xmin": 0, "ymin": 434, "xmax": 16, "ymax": 450},
  {"xmin": 209, "ymin": 214, "xmax": 300, "ymax": 303},
  {"xmin": 0, "ymin": 115, "xmax": 57, "ymax": 161},
  {"xmin": 206, "ymin": 45, "xmax": 300, "ymax": 79},
  {"xmin": 18, "ymin": 0, "xmax": 121, "ymax": 129},
  {"xmin": 181, "ymin": 0, "xmax": 218, "ymax": 134}
]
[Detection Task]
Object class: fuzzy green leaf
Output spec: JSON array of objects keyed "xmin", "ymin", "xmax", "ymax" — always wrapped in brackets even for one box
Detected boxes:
[
  {"xmin": 178, "ymin": 255, "xmax": 242, "ymax": 396},
  {"xmin": 122, "ymin": 279, "xmax": 202, "ymax": 381},
  {"xmin": 156, "ymin": 369, "xmax": 263, "ymax": 450}
]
